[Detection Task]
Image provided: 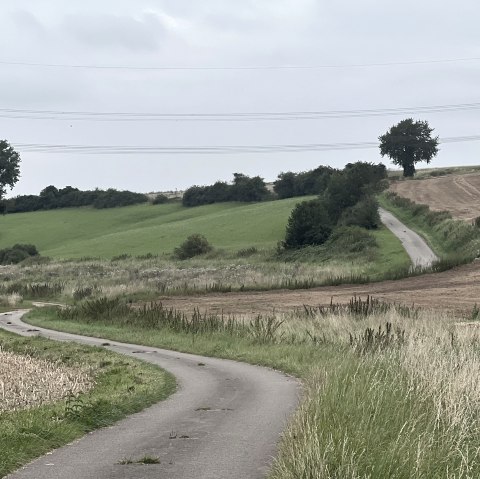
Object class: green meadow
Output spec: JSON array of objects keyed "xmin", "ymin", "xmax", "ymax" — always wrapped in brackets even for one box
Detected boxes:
[{"xmin": 0, "ymin": 198, "xmax": 312, "ymax": 259}]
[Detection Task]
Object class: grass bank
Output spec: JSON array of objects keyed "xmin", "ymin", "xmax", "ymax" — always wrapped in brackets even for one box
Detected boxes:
[
  {"xmin": 24, "ymin": 300, "xmax": 480, "ymax": 478},
  {"xmin": 0, "ymin": 326, "xmax": 175, "ymax": 477}
]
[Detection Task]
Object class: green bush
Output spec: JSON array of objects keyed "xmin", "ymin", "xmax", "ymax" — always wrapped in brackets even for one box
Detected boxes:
[
  {"xmin": 0, "ymin": 244, "xmax": 39, "ymax": 265},
  {"xmin": 152, "ymin": 194, "xmax": 169, "ymax": 205},
  {"xmin": 173, "ymin": 234, "xmax": 213, "ymax": 260},
  {"xmin": 283, "ymin": 199, "xmax": 333, "ymax": 249},
  {"xmin": 339, "ymin": 196, "xmax": 380, "ymax": 229}
]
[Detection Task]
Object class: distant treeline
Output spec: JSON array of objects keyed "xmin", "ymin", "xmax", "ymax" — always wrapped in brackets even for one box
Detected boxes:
[
  {"xmin": 273, "ymin": 166, "xmax": 336, "ymax": 199},
  {"xmin": 182, "ymin": 163, "xmax": 386, "ymax": 208},
  {"xmin": 182, "ymin": 173, "xmax": 272, "ymax": 207},
  {"xmin": 3, "ymin": 185, "xmax": 148, "ymax": 213}
]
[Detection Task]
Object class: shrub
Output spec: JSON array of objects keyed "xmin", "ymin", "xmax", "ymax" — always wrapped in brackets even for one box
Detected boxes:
[
  {"xmin": 152, "ymin": 194, "xmax": 169, "ymax": 205},
  {"xmin": 339, "ymin": 196, "xmax": 380, "ymax": 229},
  {"xmin": 173, "ymin": 234, "xmax": 213, "ymax": 260},
  {"xmin": 283, "ymin": 199, "xmax": 333, "ymax": 249},
  {"xmin": 0, "ymin": 244, "xmax": 39, "ymax": 265}
]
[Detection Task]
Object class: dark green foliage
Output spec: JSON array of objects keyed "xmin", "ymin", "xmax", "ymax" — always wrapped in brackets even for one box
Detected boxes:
[
  {"xmin": 231, "ymin": 173, "xmax": 271, "ymax": 202},
  {"xmin": 274, "ymin": 166, "xmax": 335, "ymax": 199},
  {"xmin": 282, "ymin": 162, "xmax": 386, "ymax": 249},
  {"xmin": 0, "ymin": 244, "xmax": 39, "ymax": 264},
  {"xmin": 324, "ymin": 163, "xmax": 387, "ymax": 223},
  {"xmin": 0, "ymin": 139, "xmax": 21, "ymax": 199},
  {"xmin": 283, "ymin": 199, "xmax": 332, "ymax": 248},
  {"xmin": 182, "ymin": 174, "xmax": 270, "ymax": 207},
  {"xmin": 173, "ymin": 234, "xmax": 213, "ymax": 259},
  {"xmin": 379, "ymin": 119, "xmax": 439, "ymax": 177},
  {"xmin": 92, "ymin": 189, "xmax": 148, "ymax": 209},
  {"xmin": 152, "ymin": 194, "xmax": 169, "ymax": 204},
  {"xmin": 5, "ymin": 186, "xmax": 147, "ymax": 213},
  {"xmin": 339, "ymin": 196, "xmax": 381, "ymax": 229}
]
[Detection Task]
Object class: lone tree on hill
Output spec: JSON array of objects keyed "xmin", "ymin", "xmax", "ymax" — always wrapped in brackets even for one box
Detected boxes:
[
  {"xmin": 379, "ymin": 119, "xmax": 439, "ymax": 177},
  {"xmin": 0, "ymin": 140, "xmax": 21, "ymax": 199}
]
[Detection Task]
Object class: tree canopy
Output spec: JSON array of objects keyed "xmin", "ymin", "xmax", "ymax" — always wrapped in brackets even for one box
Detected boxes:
[
  {"xmin": 379, "ymin": 119, "xmax": 439, "ymax": 177},
  {"xmin": 0, "ymin": 140, "xmax": 21, "ymax": 199}
]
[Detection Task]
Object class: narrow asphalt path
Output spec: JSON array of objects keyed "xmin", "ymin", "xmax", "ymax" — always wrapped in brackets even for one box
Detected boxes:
[
  {"xmin": 379, "ymin": 207, "xmax": 438, "ymax": 267},
  {"xmin": 1, "ymin": 311, "xmax": 299, "ymax": 479}
]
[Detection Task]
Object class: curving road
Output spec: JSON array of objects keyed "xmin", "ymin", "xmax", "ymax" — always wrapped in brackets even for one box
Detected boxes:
[
  {"xmin": 1, "ymin": 311, "xmax": 299, "ymax": 479},
  {"xmin": 379, "ymin": 207, "xmax": 438, "ymax": 267}
]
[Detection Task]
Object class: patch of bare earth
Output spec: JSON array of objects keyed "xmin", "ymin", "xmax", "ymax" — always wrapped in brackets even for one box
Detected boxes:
[
  {"xmin": 390, "ymin": 172, "xmax": 480, "ymax": 221},
  {"xmin": 157, "ymin": 262, "xmax": 480, "ymax": 317}
]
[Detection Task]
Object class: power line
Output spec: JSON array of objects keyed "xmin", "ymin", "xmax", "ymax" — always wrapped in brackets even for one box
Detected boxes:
[
  {"xmin": 2, "ymin": 101, "xmax": 480, "ymax": 122},
  {"xmin": 12, "ymin": 135, "xmax": 480, "ymax": 155},
  {"xmin": 1, "ymin": 56, "xmax": 480, "ymax": 71}
]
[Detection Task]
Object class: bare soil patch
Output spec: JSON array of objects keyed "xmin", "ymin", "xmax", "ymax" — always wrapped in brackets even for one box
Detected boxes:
[
  {"xmin": 390, "ymin": 173, "xmax": 480, "ymax": 221},
  {"xmin": 158, "ymin": 262, "xmax": 480, "ymax": 317}
]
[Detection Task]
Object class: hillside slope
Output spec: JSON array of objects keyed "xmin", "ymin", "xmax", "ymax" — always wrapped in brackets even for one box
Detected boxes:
[
  {"xmin": 0, "ymin": 198, "xmax": 311, "ymax": 259},
  {"xmin": 390, "ymin": 172, "xmax": 480, "ymax": 222}
]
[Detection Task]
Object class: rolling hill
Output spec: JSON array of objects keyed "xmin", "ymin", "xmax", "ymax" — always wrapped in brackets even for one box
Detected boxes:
[{"xmin": 0, "ymin": 198, "xmax": 312, "ymax": 259}]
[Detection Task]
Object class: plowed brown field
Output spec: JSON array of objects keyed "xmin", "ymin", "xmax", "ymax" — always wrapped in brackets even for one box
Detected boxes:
[
  {"xmin": 390, "ymin": 173, "xmax": 480, "ymax": 221},
  {"xmin": 159, "ymin": 262, "xmax": 480, "ymax": 317}
]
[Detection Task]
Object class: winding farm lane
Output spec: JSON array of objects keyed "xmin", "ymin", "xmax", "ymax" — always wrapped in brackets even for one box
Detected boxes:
[
  {"xmin": 379, "ymin": 207, "xmax": 438, "ymax": 267},
  {"xmin": 1, "ymin": 311, "xmax": 299, "ymax": 479}
]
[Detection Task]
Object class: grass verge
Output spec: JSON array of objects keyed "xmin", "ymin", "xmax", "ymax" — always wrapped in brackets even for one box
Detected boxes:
[
  {"xmin": 0, "ymin": 326, "xmax": 175, "ymax": 478},
  {"xmin": 23, "ymin": 302, "xmax": 480, "ymax": 478}
]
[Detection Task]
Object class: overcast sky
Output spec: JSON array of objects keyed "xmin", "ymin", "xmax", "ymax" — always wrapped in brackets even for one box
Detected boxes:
[{"xmin": 1, "ymin": 0, "xmax": 479, "ymax": 196}]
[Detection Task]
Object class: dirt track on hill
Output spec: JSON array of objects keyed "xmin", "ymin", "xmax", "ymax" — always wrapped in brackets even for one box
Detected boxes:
[
  {"xmin": 159, "ymin": 261, "xmax": 480, "ymax": 317},
  {"xmin": 390, "ymin": 173, "xmax": 480, "ymax": 221}
]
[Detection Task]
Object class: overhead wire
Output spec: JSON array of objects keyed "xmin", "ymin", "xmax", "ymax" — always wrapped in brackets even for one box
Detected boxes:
[
  {"xmin": 1, "ymin": 101, "xmax": 480, "ymax": 122},
  {"xmin": 0, "ymin": 56, "xmax": 480, "ymax": 71},
  {"xmin": 12, "ymin": 135, "xmax": 480, "ymax": 155}
]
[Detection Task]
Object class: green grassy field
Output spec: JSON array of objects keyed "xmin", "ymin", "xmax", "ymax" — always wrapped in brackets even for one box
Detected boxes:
[{"xmin": 0, "ymin": 198, "xmax": 312, "ymax": 259}]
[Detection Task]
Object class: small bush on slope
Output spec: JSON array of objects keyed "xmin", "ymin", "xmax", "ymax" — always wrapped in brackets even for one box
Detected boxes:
[{"xmin": 173, "ymin": 234, "xmax": 213, "ymax": 260}]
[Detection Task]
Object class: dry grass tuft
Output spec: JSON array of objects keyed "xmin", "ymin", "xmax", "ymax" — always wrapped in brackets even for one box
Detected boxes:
[{"xmin": 0, "ymin": 350, "xmax": 93, "ymax": 412}]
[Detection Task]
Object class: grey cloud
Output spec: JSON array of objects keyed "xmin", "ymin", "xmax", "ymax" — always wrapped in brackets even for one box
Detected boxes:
[{"xmin": 63, "ymin": 12, "xmax": 166, "ymax": 52}]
